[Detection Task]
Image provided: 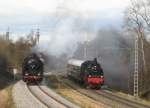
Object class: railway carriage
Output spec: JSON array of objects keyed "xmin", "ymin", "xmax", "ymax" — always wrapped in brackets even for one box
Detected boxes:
[{"xmin": 67, "ymin": 58, "xmax": 104, "ymax": 88}]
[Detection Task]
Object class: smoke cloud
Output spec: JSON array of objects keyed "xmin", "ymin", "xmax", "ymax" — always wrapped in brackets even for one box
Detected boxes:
[
  {"xmin": 33, "ymin": 3, "xmax": 135, "ymax": 94},
  {"xmin": 34, "ymin": 18, "xmax": 85, "ymax": 58}
]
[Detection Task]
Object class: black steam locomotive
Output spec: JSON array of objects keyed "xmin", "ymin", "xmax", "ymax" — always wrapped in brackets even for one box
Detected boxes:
[
  {"xmin": 22, "ymin": 53, "xmax": 44, "ymax": 83},
  {"xmin": 67, "ymin": 58, "xmax": 104, "ymax": 88}
]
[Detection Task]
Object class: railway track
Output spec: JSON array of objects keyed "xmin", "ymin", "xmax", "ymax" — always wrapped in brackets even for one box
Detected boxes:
[
  {"xmin": 27, "ymin": 83, "xmax": 80, "ymax": 108},
  {"xmin": 95, "ymin": 90, "xmax": 150, "ymax": 108},
  {"xmin": 48, "ymin": 69, "xmax": 150, "ymax": 108},
  {"xmin": 52, "ymin": 76, "xmax": 108, "ymax": 108},
  {"xmin": 26, "ymin": 69, "xmax": 150, "ymax": 108},
  {"xmin": 27, "ymin": 85, "xmax": 49, "ymax": 108},
  {"xmin": 61, "ymin": 79, "xmax": 112, "ymax": 107},
  {"xmin": 62, "ymin": 78, "xmax": 150, "ymax": 108}
]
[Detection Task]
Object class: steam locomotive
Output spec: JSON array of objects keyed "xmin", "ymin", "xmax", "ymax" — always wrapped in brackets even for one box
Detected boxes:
[
  {"xmin": 67, "ymin": 58, "xmax": 104, "ymax": 88},
  {"xmin": 22, "ymin": 53, "xmax": 44, "ymax": 83}
]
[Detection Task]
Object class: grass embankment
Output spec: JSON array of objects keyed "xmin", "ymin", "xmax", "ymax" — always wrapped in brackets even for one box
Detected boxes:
[
  {"xmin": 46, "ymin": 75, "xmax": 104, "ymax": 108},
  {"xmin": 0, "ymin": 86, "xmax": 16, "ymax": 108},
  {"xmin": 0, "ymin": 75, "xmax": 16, "ymax": 108}
]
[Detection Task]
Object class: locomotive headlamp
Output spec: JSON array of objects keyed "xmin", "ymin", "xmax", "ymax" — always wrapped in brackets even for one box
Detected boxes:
[
  {"xmin": 88, "ymin": 75, "xmax": 92, "ymax": 77},
  {"xmin": 25, "ymin": 73, "xmax": 29, "ymax": 76},
  {"xmin": 100, "ymin": 76, "xmax": 104, "ymax": 78}
]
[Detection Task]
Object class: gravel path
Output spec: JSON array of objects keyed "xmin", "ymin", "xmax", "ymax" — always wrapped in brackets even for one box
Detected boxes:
[{"xmin": 12, "ymin": 80, "xmax": 47, "ymax": 108}]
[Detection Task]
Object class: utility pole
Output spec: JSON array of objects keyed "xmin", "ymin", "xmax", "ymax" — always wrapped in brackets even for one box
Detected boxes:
[
  {"xmin": 133, "ymin": 25, "xmax": 147, "ymax": 98},
  {"xmin": 36, "ymin": 28, "xmax": 40, "ymax": 44},
  {"xmin": 84, "ymin": 32, "xmax": 90, "ymax": 60},
  {"xmin": 84, "ymin": 41, "xmax": 87, "ymax": 60},
  {"xmin": 141, "ymin": 33, "xmax": 147, "ymax": 90},
  {"xmin": 84, "ymin": 32, "xmax": 87, "ymax": 60},
  {"xmin": 6, "ymin": 27, "xmax": 9, "ymax": 41},
  {"xmin": 134, "ymin": 34, "xmax": 139, "ymax": 98}
]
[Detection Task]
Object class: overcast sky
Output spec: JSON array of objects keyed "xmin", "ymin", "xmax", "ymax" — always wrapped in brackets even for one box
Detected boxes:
[{"xmin": 0, "ymin": 0, "xmax": 130, "ymax": 40}]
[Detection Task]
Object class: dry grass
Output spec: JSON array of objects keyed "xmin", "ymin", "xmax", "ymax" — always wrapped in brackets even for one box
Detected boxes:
[
  {"xmin": 117, "ymin": 92, "xmax": 150, "ymax": 106},
  {"xmin": 0, "ymin": 86, "xmax": 16, "ymax": 108},
  {"xmin": 0, "ymin": 90, "xmax": 8, "ymax": 107},
  {"xmin": 48, "ymin": 75, "xmax": 105, "ymax": 108},
  {"xmin": 6, "ymin": 86, "xmax": 16, "ymax": 108},
  {"xmin": 59, "ymin": 86, "xmax": 104, "ymax": 108},
  {"xmin": 0, "ymin": 73, "xmax": 15, "ymax": 108}
]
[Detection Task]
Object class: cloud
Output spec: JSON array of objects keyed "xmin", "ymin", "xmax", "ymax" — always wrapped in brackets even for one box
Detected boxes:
[
  {"xmin": 0, "ymin": 0, "xmax": 59, "ymax": 15},
  {"xmin": 0, "ymin": 0, "xmax": 129, "ymax": 17},
  {"xmin": 0, "ymin": 0, "xmax": 130, "ymax": 37}
]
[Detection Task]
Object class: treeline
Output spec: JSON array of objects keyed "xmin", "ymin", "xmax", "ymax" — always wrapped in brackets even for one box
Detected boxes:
[{"xmin": 0, "ymin": 36, "xmax": 34, "ymax": 75}]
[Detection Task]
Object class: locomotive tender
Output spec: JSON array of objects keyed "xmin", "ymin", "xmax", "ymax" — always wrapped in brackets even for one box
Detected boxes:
[
  {"xmin": 67, "ymin": 58, "xmax": 104, "ymax": 88},
  {"xmin": 22, "ymin": 53, "xmax": 44, "ymax": 83}
]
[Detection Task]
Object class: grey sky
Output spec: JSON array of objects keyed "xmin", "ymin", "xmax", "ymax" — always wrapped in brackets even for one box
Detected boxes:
[{"xmin": 0, "ymin": 0, "xmax": 130, "ymax": 41}]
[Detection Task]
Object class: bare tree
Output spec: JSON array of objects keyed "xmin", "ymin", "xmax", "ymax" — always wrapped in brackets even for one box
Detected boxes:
[
  {"xmin": 124, "ymin": 0, "xmax": 150, "ymax": 33},
  {"xmin": 124, "ymin": 0, "xmax": 150, "ymax": 95}
]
